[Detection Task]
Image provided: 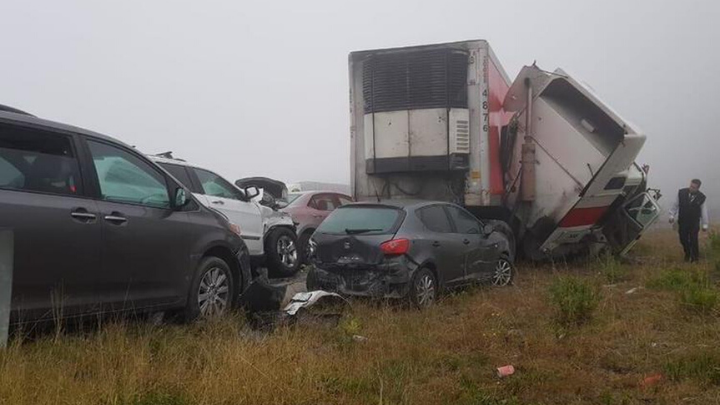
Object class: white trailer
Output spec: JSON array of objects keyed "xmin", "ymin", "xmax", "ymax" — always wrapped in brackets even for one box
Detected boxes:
[{"xmin": 349, "ymin": 40, "xmax": 660, "ymax": 259}]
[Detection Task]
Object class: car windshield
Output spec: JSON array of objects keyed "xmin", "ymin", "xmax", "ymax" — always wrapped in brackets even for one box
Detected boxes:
[{"xmin": 317, "ymin": 206, "xmax": 402, "ymax": 235}]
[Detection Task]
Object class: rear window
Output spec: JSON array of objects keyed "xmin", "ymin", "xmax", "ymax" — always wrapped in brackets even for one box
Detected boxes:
[
  {"xmin": 316, "ymin": 206, "xmax": 403, "ymax": 235},
  {"xmin": 0, "ymin": 125, "xmax": 82, "ymax": 196}
]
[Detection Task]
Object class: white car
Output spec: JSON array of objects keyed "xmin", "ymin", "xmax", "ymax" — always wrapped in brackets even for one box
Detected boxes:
[{"xmin": 151, "ymin": 154, "xmax": 299, "ymax": 277}]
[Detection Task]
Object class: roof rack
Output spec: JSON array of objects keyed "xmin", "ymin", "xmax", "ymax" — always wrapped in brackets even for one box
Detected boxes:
[{"xmin": 0, "ymin": 104, "xmax": 35, "ymax": 117}]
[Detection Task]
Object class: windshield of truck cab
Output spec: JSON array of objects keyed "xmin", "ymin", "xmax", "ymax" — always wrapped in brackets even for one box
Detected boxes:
[{"xmin": 316, "ymin": 206, "xmax": 403, "ymax": 235}]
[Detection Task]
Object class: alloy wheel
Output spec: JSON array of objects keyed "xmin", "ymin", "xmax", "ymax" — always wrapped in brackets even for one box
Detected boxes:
[
  {"xmin": 415, "ymin": 273, "xmax": 436, "ymax": 307},
  {"xmin": 197, "ymin": 267, "xmax": 230, "ymax": 317},
  {"xmin": 493, "ymin": 259, "xmax": 513, "ymax": 286},
  {"xmin": 277, "ymin": 235, "xmax": 298, "ymax": 267}
]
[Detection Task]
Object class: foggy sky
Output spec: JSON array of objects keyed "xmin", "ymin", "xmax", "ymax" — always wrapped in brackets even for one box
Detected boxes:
[{"xmin": 1, "ymin": 0, "xmax": 719, "ymax": 211}]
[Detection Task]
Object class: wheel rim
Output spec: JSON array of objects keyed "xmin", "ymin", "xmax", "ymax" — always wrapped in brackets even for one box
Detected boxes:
[
  {"xmin": 415, "ymin": 274, "xmax": 435, "ymax": 307},
  {"xmin": 493, "ymin": 259, "xmax": 513, "ymax": 286},
  {"xmin": 277, "ymin": 235, "xmax": 298, "ymax": 267},
  {"xmin": 197, "ymin": 267, "xmax": 230, "ymax": 317},
  {"xmin": 304, "ymin": 239, "xmax": 315, "ymax": 261}
]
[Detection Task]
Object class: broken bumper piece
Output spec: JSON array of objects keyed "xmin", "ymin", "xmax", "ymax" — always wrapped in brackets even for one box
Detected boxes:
[
  {"xmin": 309, "ymin": 259, "xmax": 414, "ymax": 299},
  {"xmin": 283, "ymin": 291, "xmax": 350, "ymax": 316}
]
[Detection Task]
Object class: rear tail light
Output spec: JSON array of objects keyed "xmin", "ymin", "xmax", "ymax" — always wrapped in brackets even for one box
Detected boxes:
[{"xmin": 380, "ymin": 238, "xmax": 410, "ymax": 256}]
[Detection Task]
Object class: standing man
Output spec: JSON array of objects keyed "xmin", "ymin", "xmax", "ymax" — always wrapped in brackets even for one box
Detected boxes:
[{"xmin": 669, "ymin": 179, "xmax": 709, "ymax": 262}]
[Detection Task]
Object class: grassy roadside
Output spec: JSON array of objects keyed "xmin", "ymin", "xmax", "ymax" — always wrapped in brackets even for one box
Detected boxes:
[{"xmin": 2, "ymin": 229, "xmax": 720, "ymax": 405}]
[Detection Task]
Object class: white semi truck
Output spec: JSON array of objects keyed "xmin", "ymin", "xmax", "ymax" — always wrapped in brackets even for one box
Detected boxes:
[{"xmin": 349, "ymin": 40, "xmax": 661, "ymax": 259}]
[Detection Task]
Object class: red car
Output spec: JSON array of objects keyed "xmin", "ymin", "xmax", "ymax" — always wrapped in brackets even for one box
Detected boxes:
[{"xmin": 282, "ymin": 191, "xmax": 353, "ymax": 263}]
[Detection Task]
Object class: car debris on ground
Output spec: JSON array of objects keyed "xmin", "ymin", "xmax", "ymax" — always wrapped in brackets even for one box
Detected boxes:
[
  {"xmin": 496, "ymin": 365, "xmax": 515, "ymax": 378},
  {"xmin": 641, "ymin": 373, "xmax": 663, "ymax": 389},
  {"xmin": 283, "ymin": 291, "xmax": 349, "ymax": 316},
  {"xmin": 239, "ymin": 274, "xmax": 351, "ymax": 331}
]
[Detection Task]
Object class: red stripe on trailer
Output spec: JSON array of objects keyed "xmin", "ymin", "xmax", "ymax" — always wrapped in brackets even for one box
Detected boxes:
[
  {"xmin": 489, "ymin": 126, "xmax": 503, "ymax": 194},
  {"xmin": 488, "ymin": 56, "xmax": 511, "ymax": 195},
  {"xmin": 559, "ymin": 206, "xmax": 610, "ymax": 228}
]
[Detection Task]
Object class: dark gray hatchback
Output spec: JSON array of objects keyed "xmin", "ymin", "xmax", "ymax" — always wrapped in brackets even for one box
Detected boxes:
[
  {"xmin": 0, "ymin": 107, "xmax": 251, "ymax": 324},
  {"xmin": 306, "ymin": 200, "xmax": 515, "ymax": 307}
]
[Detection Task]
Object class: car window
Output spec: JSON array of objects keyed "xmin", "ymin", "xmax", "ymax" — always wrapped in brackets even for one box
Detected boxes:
[
  {"xmin": 159, "ymin": 162, "xmax": 194, "ymax": 189},
  {"xmin": 193, "ymin": 168, "xmax": 242, "ymax": 200},
  {"xmin": 88, "ymin": 140, "xmax": 170, "ymax": 208},
  {"xmin": 0, "ymin": 125, "xmax": 83, "ymax": 196},
  {"xmin": 317, "ymin": 206, "xmax": 402, "ymax": 235},
  {"xmin": 417, "ymin": 205, "xmax": 453, "ymax": 233},
  {"xmin": 446, "ymin": 206, "xmax": 481, "ymax": 234},
  {"xmin": 312, "ymin": 194, "xmax": 339, "ymax": 211},
  {"xmin": 338, "ymin": 195, "xmax": 354, "ymax": 206}
]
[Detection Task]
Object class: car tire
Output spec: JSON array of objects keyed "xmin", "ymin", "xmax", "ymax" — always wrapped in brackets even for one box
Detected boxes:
[
  {"xmin": 305, "ymin": 266, "xmax": 320, "ymax": 291},
  {"xmin": 265, "ymin": 227, "xmax": 300, "ymax": 278},
  {"xmin": 492, "ymin": 255, "xmax": 514, "ymax": 287},
  {"xmin": 409, "ymin": 268, "xmax": 437, "ymax": 309},
  {"xmin": 185, "ymin": 256, "xmax": 235, "ymax": 322},
  {"xmin": 298, "ymin": 231, "xmax": 313, "ymax": 265}
]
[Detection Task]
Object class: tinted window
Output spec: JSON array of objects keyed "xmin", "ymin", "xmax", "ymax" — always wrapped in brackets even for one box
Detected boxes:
[
  {"xmin": 417, "ymin": 205, "xmax": 452, "ymax": 233},
  {"xmin": 447, "ymin": 206, "xmax": 481, "ymax": 234},
  {"xmin": 338, "ymin": 195, "xmax": 354, "ymax": 205},
  {"xmin": 159, "ymin": 163, "xmax": 194, "ymax": 189},
  {"xmin": 0, "ymin": 126, "xmax": 82, "ymax": 196},
  {"xmin": 88, "ymin": 140, "xmax": 170, "ymax": 208},
  {"xmin": 312, "ymin": 195, "xmax": 338, "ymax": 211},
  {"xmin": 193, "ymin": 168, "xmax": 242, "ymax": 200},
  {"xmin": 317, "ymin": 207, "xmax": 402, "ymax": 235}
]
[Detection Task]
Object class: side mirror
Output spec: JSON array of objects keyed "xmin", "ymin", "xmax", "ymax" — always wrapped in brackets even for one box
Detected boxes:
[
  {"xmin": 244, "ymin": 186, "xmax": 260, "ymax": 200},
  {"xmin": 174, "ymin": 188, "xmax": 190, "ymax": 209},
  {"xmin": 275, "ymin": 200, "xmax": 288, "ymax": 209},
  {"xmin": 483, "ymin": 224, "xmax": 494, "ymax": 236}
]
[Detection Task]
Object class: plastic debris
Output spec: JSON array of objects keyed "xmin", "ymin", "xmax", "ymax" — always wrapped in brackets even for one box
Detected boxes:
[
  {"xmin": 352, "ymin": 335, "xmax": 368, "ymax": 342},
  {"xmin": 496, "ymin": 365, "xmax": 515, "ymax": 378},
  {"xmin": 641, "ymin": 373, "xmax": 663, "ymax": 388},
  {"xmin": 284, "ymin": 291, "xmax": 350, "ymax": 316},
  {"xmin": 625, "ymin": 287, "xmax": 641, "ymax": 295}
]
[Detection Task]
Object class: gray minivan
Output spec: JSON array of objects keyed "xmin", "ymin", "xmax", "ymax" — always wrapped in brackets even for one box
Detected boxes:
[{"xmin": 0, "ymin": 105, "xmax": 251, "ymax": 324}]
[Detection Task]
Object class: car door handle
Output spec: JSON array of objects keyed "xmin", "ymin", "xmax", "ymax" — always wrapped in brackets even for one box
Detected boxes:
[
  {"xmin": 70, "ymin": 211, "xmax": 96, "ymax": 220},
  {"xmin": 313, "ymin": 214, "xmax": 323, "ymax": 218},
  {"xmin": 211, "ymin": 200, "xmax": 224, "ymax": 205},
  {"xmin": 104, "ymin": 215, "xmax": 128, "ymax": 224},
  {"xmin": 463, "ymin": 239, "xmax": 470, "ymax": 245},
  {"xmin": 432, "ymin": 241, "xmax": 441, "ymax": 247}
]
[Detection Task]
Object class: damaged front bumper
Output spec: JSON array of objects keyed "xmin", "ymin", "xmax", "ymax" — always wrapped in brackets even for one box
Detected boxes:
[{"xmin": 308, "ymin": 257, "xmax": 417, "ymax": 299}]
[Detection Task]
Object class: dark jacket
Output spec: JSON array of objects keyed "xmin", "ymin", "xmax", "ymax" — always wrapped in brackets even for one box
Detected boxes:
[{"xmin": 677, "ymin": 188, "xmax": 706, "ymax": 226}]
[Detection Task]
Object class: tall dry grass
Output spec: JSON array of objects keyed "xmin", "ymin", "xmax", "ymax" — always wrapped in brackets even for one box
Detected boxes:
[{"xmin": 1, "ymin": 228, "xmax": 720, "ymax": 404}]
